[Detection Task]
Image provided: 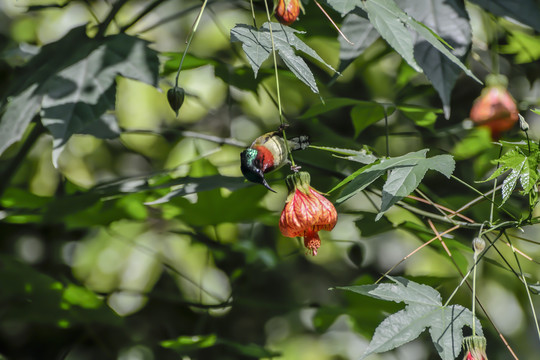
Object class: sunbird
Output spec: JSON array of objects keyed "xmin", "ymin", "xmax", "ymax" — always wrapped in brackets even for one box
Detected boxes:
[{"xmin": 240, "ymin": 130, "xmax": 309, "ymax": 192}]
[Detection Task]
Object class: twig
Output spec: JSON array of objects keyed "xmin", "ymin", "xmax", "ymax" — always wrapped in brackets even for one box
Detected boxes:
[
  {"xmin": 96, "ymin": 0, "xmax": 130, "ymax": 38},
  {"xmin": 120, "ymin": 0, "xmax": 169, "ymax": 32}
]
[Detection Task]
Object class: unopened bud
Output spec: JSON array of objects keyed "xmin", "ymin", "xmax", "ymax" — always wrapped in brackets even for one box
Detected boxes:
[
  {"xmin": 472, "ymin": 237, "xmax": 485, "ymax": 253},
  {"xmin": 167, "ymin": 86, "xmax": 185, "ymax": 116},
  {"xmin": 519, "ymin": 114, "xmax": 529, "ymax": 132}
]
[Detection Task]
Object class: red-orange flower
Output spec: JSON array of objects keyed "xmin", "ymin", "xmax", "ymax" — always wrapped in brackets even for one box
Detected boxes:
[
  {"xmin": 279, "ymin": 171, "xmax": 337, "ymax": 256},
  {"xmin": 275, "ymin": 0, "xmax": 301, "ymax": 26},
  {"xmin": 462, "ymin": 336, "xmax": 488, "ymax": 360},
  {"xmin": 470, "ymin": 74, "xmax": 518, "ymax": 139}
]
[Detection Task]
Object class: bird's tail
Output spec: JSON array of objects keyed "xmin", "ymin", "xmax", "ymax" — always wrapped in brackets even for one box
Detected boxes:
[{"xmin": 288, "ymin": 135, "xmax": 310, "ymax": 151}]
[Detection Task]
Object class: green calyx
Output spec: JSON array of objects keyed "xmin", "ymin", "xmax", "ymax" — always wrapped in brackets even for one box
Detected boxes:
[
  {"xmin": 285, "ymin": 171, "xmax": 311, "ymax": 194},
  {"xmin": 462, "ymin": 335, "xmax": 487, "ymax": 353},
  {"xmin": 485, "ymin": 74, "xmax": 508, "ymax": 89}
]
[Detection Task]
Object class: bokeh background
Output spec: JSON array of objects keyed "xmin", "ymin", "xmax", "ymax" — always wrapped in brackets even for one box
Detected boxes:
[{"xmin": 1, "ymin": 0, "xmax": 540, "ymax": 359}]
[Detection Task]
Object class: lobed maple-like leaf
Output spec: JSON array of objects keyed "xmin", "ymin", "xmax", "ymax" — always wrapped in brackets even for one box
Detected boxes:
[
  {"xmin": 230, "ymin": 22, "xmax": 336, "ymax": 94},
  {"xmin": 336, "ymin": 277, "xmax": 483, "ymax": 360}
]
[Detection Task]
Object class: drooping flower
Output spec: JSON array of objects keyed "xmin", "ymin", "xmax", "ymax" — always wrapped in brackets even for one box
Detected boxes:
[
  {"xmin": 275, "ymin": 0, "xmax": 301, "ymax": 26},
  {"xmin": 469, "ymin": 74, "xmax": 518, "ymax": 139},
  {"xmin": 462, "ymin": 335, "xmax": 488, "ymax": 360},
  {"xmin": 279, "ymin": 171, "xmax": 337, "ymax": 256}
]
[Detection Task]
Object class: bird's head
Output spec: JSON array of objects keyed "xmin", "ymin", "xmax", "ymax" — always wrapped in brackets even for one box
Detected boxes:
[{"xmin": 240, "ymin": 148, "xmax": 276, "ymax": 192}]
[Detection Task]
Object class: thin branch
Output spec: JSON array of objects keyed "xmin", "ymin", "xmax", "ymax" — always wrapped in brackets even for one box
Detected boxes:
[
  {"xmin": 375, "ymin": 225, "xmax": 460, "ymax": 284},
  {"xmin": 120, "ymin": 0, "xmax": 169, "ymax": 32},
  {"xmin": 96, "ymin": 0, "xmax": 130, "ymax": 38}
]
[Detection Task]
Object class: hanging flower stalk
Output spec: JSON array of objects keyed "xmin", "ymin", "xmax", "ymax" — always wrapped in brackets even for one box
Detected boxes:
[
  {"xmin": 469, "ymin": 74, "xmax": 519, "ymax": 139},
  {"xmin": 279, "ymin": 171, "xmax": 337, "ymax": 256},
  {"xmin": 462, "ymin": 335, "xmax": 488, "ymax": 360}
]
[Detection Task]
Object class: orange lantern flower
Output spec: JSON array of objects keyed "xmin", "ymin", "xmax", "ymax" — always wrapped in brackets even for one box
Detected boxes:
[
  {"xmin": 462, "ymin": 336, "xmax": 488, "ymax": 360},
  {"xmin": 275, "ymin": 0, "xmax": 301, "ymax": 26},
  {"xmin": 469, "ymin": 74, "xmax": 519, "ymax": 139},
  {"xmin": 279, "ymin": 171, "xmax": 337, "ymax": 256}
]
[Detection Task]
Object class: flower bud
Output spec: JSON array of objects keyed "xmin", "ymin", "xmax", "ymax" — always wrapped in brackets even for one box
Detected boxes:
[
  {"xmin": 167, "ymin": 86, "xmax": 185, "ymax": 117},
  {"xmin": 469, "ymin": 74, "xmax": 518, "ymax": 139},
  {"xmin": 472, "ymin": 237, "xmax": 485, "ymax": 254},
  {"xmin": 275, "ymin": 0, "xmax": 301, "ymax": 26},
  {"xmin": 519, "ymin": 114, "xmax": 529, "ymax": 132}
]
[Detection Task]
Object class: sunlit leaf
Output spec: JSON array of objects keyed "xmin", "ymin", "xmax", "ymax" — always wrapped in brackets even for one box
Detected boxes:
[
  {"xmin": 230, "ymin": 22, "xmax": 336, "ymax": 93},
  {"xmin": 336, "ymin": 277, "xmax": 483, "ymax": 360}
]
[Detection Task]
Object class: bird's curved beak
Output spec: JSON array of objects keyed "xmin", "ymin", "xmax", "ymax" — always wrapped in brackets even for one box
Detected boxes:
[{"xmin": 261, "ymin": 177, "xmax": 276, "ymax": 193}]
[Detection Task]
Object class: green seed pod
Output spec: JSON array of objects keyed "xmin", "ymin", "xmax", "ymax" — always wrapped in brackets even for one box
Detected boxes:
[{"xmin": 167, "ymin": 86, "xmax": 185, "ymax": 116}]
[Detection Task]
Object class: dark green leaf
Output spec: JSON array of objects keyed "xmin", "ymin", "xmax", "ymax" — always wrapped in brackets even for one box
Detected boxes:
[
  {"xmin": 397, "ymin": 0, "xmax": 471, "ymax": 118},
  {"xmin": 145, "ymin": 176, "xmax": 250, "ymax": 205},
  {"xmin": 363, "ymin": 0, "xmax": 421, "ymax": 72},
  {"xmin": 41, "ymin": 33, "xmax": 158, "ymax": 165},
  {"xmin": 354, "ymin": 211, "xmax": 395, "ymax": 237},
  {"xmin": 470, "ymin": 0, "xmax": 540, "ymax": 32},
  {"xmin": 338, "ymin": 10, "xmax": 380, "ymax": 72},
  {"xmin": 351, "ymin": 102, "xmax": 395, "ymax": 137},
  {"xmin": 299, "ymin": 97, "xmax": 363, "ymax": 119}
]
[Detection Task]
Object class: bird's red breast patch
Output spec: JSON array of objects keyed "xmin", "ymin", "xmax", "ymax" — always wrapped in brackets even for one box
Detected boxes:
[{"xmin": 255, "ymin": 146, "xmax": 275, "ymax": 172}]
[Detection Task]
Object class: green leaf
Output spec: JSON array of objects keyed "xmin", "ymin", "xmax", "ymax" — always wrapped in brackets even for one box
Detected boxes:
[
  {"xmin": 397, "ymin": 104, "xmax": 441, "ymax": 128},
  {"xmin": 299, "ymin": 97, "xmax": 363, "ymax": 119},
  {"xmin": 145, "ymin": 175, "xmax": 251, "ymax": 205},
  {"xmin": 161, "ymin": 335, "xmax": 280, "ymax": 357},
  {"xmin": 500, "ymin": 30, "xmax": 540, "ymax": 64},
  {"xmin": 0, "ymin": 84, "xmax": 42, "ymax": 155},
  {"xmin": 0, "ymin": 26, "xmax": 159, "ymax": 163},
  {"xmin": 41, "ymin": 33, "xmax": 158, "ymax": 166},
  {"xmin": 336, "ymin": 277, "xmax": 482, "ymax": 360},
  {"xmin": 161, "ymin": 52, "xmax": 218, "ymax": 75},
  {"xmin": 378, "ymin": 151, "xmax": 455, "ymax": 219},
  {"xmin": 470, "ymin": 0, "xmax": 540, "ymax": 33},
  {"xmin": 0, "ymin": 255, "xmax": 120, "ymax": 326},
  {"xmin": 161, "ymin": 334, "xmax": 218, "ymax": 352},
  {"xmin": 363, "ymin": 0, "xmax": 421, "ymax": 72},
  {"xmin": 354, "ymin": 211, "xmax": 395, "ymax": 237},
  {"xmin": 338, "ymin": 10, "xmax": 380, "ymax": 72},
  {"xmin": 323, "ymin": 0, "xmax": 363, "ymax": 16},
  {"xmin": 481, "ymin": 146, "xmax": 540, "ymax": 205},
  {"xmin": 336, "ymin": 150, "xmax": 455, "ymax": 220},
  {"xmin": 230, "ymin": 22, "xmax": 336, "ymax": 93},
  {"xmin": 310, "ymin": 145, "xmax": 378, "ymax": 164},
  {"xmin": 397, "ymin": 0, "xmax": 471, "ymax": 118},
  {"xmin": 351, "ymin": 102, "xmax": 395, "ymax": 137}
]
